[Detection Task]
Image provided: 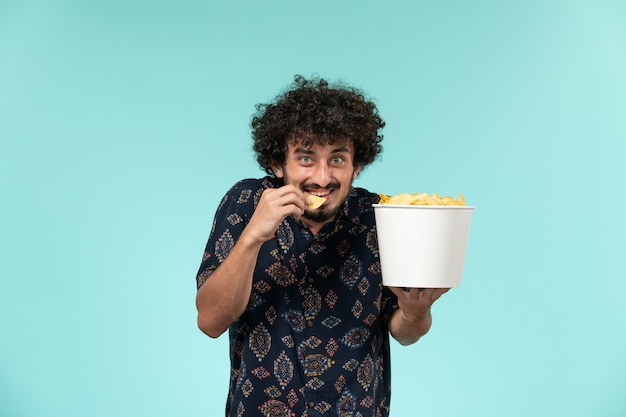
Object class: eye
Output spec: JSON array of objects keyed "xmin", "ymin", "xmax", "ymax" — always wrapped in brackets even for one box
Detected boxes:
[
  {"xmin": 331, "ymin": 156, "xmax": 344, "ymax": 164},
  {"xmin": 300, "ymin": 155, "xmax": 312, "ymax": 164}
]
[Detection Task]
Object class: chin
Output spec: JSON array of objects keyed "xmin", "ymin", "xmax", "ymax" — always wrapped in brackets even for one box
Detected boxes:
[{"xmin": 304, "ymin": 206, "xmax": 340, "ymax": 223}]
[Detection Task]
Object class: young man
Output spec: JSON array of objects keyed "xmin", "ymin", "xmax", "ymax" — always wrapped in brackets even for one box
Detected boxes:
[{"xmin": 196, "ymin": 75, "xmax": 449, "ymax": 417}]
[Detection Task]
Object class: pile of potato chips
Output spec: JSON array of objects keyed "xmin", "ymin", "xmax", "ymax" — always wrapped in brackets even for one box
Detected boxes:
[{"xmin": 378, "ymin": 192, "xmax": 467, "ymax": 206}]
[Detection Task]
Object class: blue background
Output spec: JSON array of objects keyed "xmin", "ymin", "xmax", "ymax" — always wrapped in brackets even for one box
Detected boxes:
[{"xmin": 1, "ymin": 1, "xmax": 625, "ymax": 416}]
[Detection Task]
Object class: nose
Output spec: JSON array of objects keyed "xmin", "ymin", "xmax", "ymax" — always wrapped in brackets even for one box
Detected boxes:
[{"xmin": 312, "ymin": 161, "xmax": 332, "ymax": 187}]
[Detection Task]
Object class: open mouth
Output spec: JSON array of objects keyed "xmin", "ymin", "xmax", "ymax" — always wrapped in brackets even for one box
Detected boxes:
[
  {"xmin": 305, "ymin": 189, "xmax": 333, "ymax": 209},
  {"xmin": 307, "ymin": 190, "xmax": 332, "ymax": 198}
]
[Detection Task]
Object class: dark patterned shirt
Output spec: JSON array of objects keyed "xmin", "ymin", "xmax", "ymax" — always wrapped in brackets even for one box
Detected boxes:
[{"xmin": 196, "ymin": 177, "xmax": 399, "ymax": 417}]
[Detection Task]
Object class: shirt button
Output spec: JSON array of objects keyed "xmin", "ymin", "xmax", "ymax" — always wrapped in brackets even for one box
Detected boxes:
[
  {"xmin": 308, "ymin": 277, "xmax": 314, "ymax": 283},
  {"xmin": 309, "ymin": 402, "xmax": 315, "ymax": 408},
  {"xmin": 307, "ymin": 320, "xmax": 314, "ymax": 327}
]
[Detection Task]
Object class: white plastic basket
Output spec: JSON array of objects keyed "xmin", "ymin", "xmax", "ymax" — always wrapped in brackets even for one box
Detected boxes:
[{"xmin": 373, "ymin": 204, "xmax": 474, "ymax": 288}]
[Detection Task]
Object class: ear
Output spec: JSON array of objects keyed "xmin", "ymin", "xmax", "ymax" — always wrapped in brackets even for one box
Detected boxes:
[
  {"xmin": 352, "ymin": 165, "xmax": 362, "ymax": 180},
  {"xmin": 271, "ymin": 161, "xmax": 285, "ymax": 178}
]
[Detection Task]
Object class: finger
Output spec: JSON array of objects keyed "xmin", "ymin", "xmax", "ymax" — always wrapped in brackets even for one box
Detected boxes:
[
  {"xmin": 280, "ymin": 187, "xmax": 307, "ymax": 211},
  {"xmin": 424, "ymin": 288, "xmax": 450, "ymax": 303},
  {"xmin": 267, "ymin": 187, "xmax": 306, "ymax": 213},
  {"xmin": 386, "ymin": 286, "xmax": 411, "ymax": 298}
]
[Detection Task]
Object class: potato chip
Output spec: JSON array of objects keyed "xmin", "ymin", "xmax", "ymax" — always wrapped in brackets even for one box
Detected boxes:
[
  {"xmin": 307, "ymin": 195, "xmax": 326, "ymax": 209},
  {"xmin": 379, "ymin": 191, "xmax": 467, "ymax": 206}
]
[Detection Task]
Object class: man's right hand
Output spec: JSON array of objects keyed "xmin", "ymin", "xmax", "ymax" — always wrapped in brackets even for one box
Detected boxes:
[{"xmin": 245, "ymin": 184, "xmax": 306, "ymax": 243}]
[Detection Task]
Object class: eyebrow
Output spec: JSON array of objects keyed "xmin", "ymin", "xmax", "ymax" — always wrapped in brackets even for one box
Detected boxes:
[{"xmin": 293, "ymin": 146, "xmax": 351, "ymax": 155}]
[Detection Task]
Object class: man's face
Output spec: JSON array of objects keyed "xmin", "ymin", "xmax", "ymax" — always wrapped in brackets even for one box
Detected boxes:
[{"xmin": 271, "ymin": 139, "xmax": 361, "ymax": 226}]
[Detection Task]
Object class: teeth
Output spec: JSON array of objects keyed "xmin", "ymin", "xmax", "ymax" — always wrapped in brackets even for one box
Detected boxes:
[{"xmin": 309, "ymin": 191, "xmax": 330, "ymax": 197}]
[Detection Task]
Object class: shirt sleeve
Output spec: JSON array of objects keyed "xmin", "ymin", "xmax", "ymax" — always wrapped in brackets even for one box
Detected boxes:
[{"xmin": 195, "ymin": 179, "xmax": 264, "ymax": 289}]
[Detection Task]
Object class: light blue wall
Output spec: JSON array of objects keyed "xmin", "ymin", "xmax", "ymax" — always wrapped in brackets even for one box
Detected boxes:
[{"xmin": 1, "ymin": 1, "xmax": 625, "ymax": 416}]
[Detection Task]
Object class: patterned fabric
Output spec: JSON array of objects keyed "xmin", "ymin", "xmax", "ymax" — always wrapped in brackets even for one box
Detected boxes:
[{"xmin": 197, "ymin": 177, "xmax": 399, "ymax": 417}]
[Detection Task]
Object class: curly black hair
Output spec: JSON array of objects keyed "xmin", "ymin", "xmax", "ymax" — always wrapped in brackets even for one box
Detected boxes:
[{"xmin": 251, "ymin": 75, "xmax": 385, "ymax": 176}]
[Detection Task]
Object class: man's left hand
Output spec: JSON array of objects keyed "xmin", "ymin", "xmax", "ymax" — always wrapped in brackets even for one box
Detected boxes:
[{"xmin": 388, "ymin": 287, "xmax": 450, "ymax": 322}]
